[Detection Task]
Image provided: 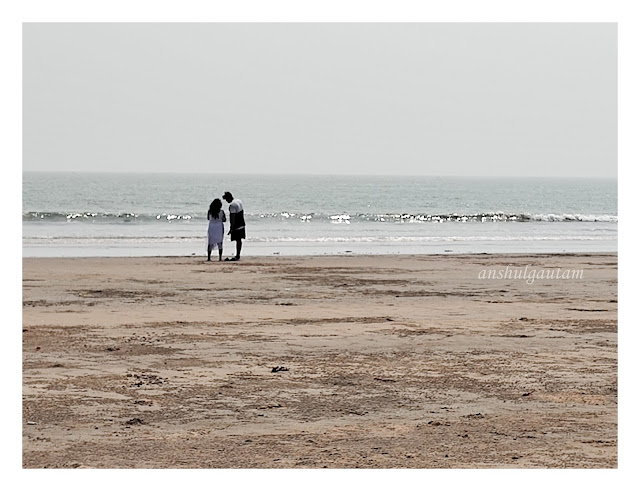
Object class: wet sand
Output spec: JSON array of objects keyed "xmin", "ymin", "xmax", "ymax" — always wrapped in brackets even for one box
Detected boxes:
[{"xmin": 22, "ymin": 253, "xmax": 617, "ymax": 468}]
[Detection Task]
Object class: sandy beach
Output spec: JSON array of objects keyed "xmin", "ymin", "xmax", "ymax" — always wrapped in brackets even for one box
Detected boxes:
[{"xmin": 22, "ymin": 253, "xmax": 617, "ymax": 468}]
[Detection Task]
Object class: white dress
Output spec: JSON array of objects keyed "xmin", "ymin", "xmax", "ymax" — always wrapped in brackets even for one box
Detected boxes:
[{"xmin": 207, "ymin": 210, "xmax": 226, "ymax": 247}]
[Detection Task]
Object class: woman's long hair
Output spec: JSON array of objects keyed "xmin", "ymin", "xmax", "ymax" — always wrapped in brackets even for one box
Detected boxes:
[{"xmin": 208, "ymin": 198, "xmax": 222, "ymax": 220}]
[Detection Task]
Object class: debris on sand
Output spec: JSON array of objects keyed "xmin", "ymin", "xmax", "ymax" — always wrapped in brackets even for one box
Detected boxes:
[
  {"xmin": 271, "ymin": 366, "xmax": 289, "ymax": 373},
  {"xmin": 133, "ymin": 400, "xmax": 153, "ymax": 406},
  {"xmin": 127, "ymin": 373, "xmax": 167, "ymax": 387},
  {"xmin": 374, "ymin": 377, "xmax": 396, "ymax": 383},
  {"xmin": 258, "ymin": 403, "xmax": 282, "ymax": 410},
  {"xmin": 125, "ymin": 418, "xmax": 144, "ymax": 425}
]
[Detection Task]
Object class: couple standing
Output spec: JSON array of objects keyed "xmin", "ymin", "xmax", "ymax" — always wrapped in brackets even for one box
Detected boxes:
[{"xmin": 207, "ymin": 191, "xmax": 245, "ymax": 262}]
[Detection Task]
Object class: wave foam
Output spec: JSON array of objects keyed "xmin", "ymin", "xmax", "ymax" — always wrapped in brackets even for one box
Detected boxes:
[{"xmin": 23, "ymin": 211, "xmax": 618, "ymax": 224}]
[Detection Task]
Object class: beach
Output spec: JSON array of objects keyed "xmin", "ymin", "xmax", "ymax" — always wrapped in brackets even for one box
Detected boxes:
[{"xmin": 22, "ymin": 253, "xmax": 617, "ymax": 468}]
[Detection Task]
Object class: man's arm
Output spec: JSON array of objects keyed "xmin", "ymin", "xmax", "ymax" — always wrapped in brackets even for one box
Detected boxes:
[{"xmin": 229, "ymin": 211, "xmax": 235, "ymax": 233}]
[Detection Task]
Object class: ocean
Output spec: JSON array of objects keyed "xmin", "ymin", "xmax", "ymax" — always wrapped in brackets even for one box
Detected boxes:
[{"xmin": 22, "ymin": 172, "xmax": 618, "ymax": 257}]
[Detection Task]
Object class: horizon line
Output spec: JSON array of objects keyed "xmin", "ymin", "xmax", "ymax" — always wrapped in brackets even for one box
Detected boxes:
[{"xmin": 22, "ymin": 170, "xmax": 618, "ymax": 180}]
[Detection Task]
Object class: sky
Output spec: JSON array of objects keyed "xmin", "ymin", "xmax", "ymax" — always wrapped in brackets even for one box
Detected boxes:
[{"xmin": 23, "ymin": 23, "xmax": 617, "ymax": 177}]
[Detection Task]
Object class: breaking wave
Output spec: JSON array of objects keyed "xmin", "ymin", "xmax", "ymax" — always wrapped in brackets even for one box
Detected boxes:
[{"xmin": 23, "ymin": 211, "xmax": 618, "ymax": 224}]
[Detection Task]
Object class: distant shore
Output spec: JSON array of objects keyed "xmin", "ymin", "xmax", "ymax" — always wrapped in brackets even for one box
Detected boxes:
[{"xmin": 23, "ymin": 253, "xmax": 617, "ymax": 468}]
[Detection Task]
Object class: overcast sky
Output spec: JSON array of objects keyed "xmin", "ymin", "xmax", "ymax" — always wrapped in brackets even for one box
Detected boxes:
[{"xmin": 23, "ymin": 23, "xmax": 616, "ymax": 177}]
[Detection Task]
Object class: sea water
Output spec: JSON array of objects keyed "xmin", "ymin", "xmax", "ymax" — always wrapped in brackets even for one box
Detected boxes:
[{"xmin": 22, "ymin": 173, "xmax": 617, "ymax": 257}]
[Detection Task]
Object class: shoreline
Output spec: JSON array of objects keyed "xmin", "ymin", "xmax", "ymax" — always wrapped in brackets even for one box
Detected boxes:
[
  {"xmin": 22, "ymin": 250, "xmax": 619, "ymax": 260},
  {"xmin": 23, "ymin": 253, "xmax": 617, "ymax": 468}
]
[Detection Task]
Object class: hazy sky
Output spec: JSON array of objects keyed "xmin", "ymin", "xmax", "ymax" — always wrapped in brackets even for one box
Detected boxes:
[{"xmin": 23, "ymin": 23, "xmax": 617, "ymax": 177}]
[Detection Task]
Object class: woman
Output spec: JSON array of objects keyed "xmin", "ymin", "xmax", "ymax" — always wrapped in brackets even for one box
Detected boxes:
[{"xmin": 207, "ymin": 198, "xmax": 226, "ymax": 261}]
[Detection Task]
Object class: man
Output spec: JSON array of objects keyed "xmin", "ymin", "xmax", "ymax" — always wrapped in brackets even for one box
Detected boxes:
[{"xmin": 222, "ymin": 191, "xmax": 245, "ymax": 261}]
